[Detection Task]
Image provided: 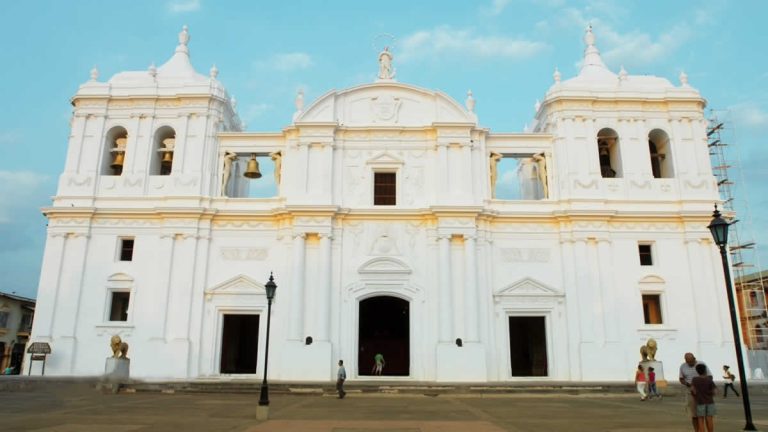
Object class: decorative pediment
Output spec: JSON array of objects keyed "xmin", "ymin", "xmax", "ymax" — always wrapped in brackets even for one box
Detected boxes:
[
  {"xmin": 494, "ymin": 277, "xmax": 563, "ymax": 299},
  {"xmin": 639, "ymin": 274, "xmax": 666, "ymax": 285},
  {"xmin": 358, "ymin": 257, "xmax": 412, "ymax": 277},
  {"xmin": 366, "ymin": 151, "xmax": 404, "ymax": 166},
  {"xmin": 295, "ymin": 82, "xmax": 475, "ymax": 127},
  {"xmin": 107, "ymin": 273, "xmax": 134, "ymax": 283},
  {"xmin": 205, "ymin": 274, "xmax": 265, "ymax": 301},
  {"xmin": 106, "ymin": 273, "xmax": 134, "ymax": 289}
]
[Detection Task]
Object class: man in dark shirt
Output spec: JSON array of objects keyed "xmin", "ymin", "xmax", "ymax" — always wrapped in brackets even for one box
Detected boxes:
[{"xmin": 691, "ymin": 363, "xmax": 717, "ymax": 432}]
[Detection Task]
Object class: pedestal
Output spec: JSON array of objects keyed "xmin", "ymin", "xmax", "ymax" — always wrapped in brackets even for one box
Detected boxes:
[
  {"xmin": 103, "ymin": 357, "xmax": 130, "ymax": 393},
  {"xmin": 641, "ymin": 360, "xmax": 666, "ymax": 386},
  {"xmin": 256, "ymin": 405, "xmax": 270, "ymax": 421}
]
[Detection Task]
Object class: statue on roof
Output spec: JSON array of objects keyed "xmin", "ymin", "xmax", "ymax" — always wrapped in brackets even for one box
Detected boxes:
[{"xmin": 378, "ymin": 47, "xmax": 396, "ymax": 80}]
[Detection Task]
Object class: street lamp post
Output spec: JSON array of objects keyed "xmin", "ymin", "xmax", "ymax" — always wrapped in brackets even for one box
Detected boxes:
[
  {"xmin": 258, "ymin": 273, "xmax": 277, "ymax": 407},
  {"xmin": 708, "ymin": 205, "xmax": 756, "ymax": 431}
]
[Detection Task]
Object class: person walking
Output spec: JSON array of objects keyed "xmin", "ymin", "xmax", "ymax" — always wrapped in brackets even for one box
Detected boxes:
[
  {"xmin": 648, "ymin": 366, "xmax": 661, "ymax": 399},
  {"xmin": 722, "ymin": 365, "xmax": 739, "ymax": 398},
  {"xmin": 336, "ymin": 360, "xmax": 347, "ymax": 399},
  {"xmin": 691, "ymin": 363, "xmax": 717, "ymax": 432},
  {"xmin": 635, "ymin": 364, "xmax": 648, "ymax": 401},
  {"xmin": 679, "ymin": 352, "xmax": 712, "ymax": 432},
  {"xmin": 371, "ymin": 353, "xmax": 385, "ymax": 376}
]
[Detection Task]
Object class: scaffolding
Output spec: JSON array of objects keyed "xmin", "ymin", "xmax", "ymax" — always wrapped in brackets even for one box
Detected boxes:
[{"xmin": 707, "ymin": 110, "xmax": 768, "ymax": 349}]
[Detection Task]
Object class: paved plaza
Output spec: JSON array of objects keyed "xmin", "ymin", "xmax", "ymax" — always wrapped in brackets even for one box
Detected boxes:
[{"xmin": 1, "ymin": 382, "xmax": 767, "ymax": 431}]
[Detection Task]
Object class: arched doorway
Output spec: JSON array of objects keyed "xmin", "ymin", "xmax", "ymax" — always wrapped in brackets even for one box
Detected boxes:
[{"xmin": 358, "ymin": 296, "xmax": 410, "ymax": 376}]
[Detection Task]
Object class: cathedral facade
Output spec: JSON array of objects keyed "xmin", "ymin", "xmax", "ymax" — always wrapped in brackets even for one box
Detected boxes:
[{"xmin": 29, "ymin": 26, "xmax": 742, "ymax": 382}]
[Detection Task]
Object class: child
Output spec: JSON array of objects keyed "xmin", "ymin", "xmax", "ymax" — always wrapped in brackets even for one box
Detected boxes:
[
  {"xmin": 691, "ymin": 363, "xmax": 717, "ymax": 432},
  {"xmin": 722, "ymin": 365, "xmax": 739, "ymax": 398},
  {"xmin": 647, "ymin": 366, "xmax": 661, "ymax": 399},
  {"xmin": 634, "ymin": 364, "xmax": 647, "ymax": 401}
]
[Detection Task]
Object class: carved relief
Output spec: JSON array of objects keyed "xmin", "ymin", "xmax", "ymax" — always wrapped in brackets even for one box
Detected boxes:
[
  {"xmin": 369, "ymin": 233, "xmax": 400, "ymax": 256},
  {"xmin": 220, "ymin": 247, "xmax": 268, "ymax": 261},
  {"xmin": 500, "ymin": 248, "xmax": 551, "ymax": 263},
  {"xmin": 574, "ymin": 179, "xmax": 598, "ymax": 190},
  {"xmin": 66, "ymin": 175, "xmax": 92, "ymax": 187},
  {"xmin": 403, "ymin": 166, "xmax": 424, "ymax": 205},
  {"xmin": 631, "ymin": 180, "xmax": 651, "ymax": 190},
  {"xmin": 370, "ymin": 95, "xmax": 402, "ymax": 123}
]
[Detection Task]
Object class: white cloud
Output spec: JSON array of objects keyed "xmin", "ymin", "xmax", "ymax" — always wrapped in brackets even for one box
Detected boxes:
[
  {"xmin": 241, "ymin": 103, "xmax": 272, "ymax": 124},
  {"xmin": 0, "ymin": 170, "xmax": 49, "ymax": 223},
  {"xmin": 167, "ymin": 0, "xmax": 200, "ymax": 13},
  {"xmin": 482, "ymin": 0, "xmax": 511, "ymax": 16},
  {"xmin": 599, "ymin": 25, "xmax": 692, "ymax": 68},
  {"xmin": 399, "ymin": 27, "xmax": 547, "ymax": 62},
  {"xmin": 0, "ymin": 130, "xmax": 21, "ymax": 145},
  {"xmin": 255, "ymin": 53, "xmax": 314, "ymax": 72},
  {"xmin": 728, "ymin": 103, "xmax": 768, "ymax": 128}
]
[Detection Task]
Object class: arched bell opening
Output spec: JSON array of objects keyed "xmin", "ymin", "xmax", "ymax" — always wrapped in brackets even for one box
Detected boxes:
[
  {"xmin": 151, "ymin": 126, "xmax": 176, "ymax": 176},
  {"xmin": 648, "ymin": 129, "xmax": 673, "ymax": 178},
  {"xmin": 596, "ymin": 128, "xmax": 621, "ymax": 178},
  {"xmin": 102, "ymin": 126, "xmax": 128, "ymax": 176}
]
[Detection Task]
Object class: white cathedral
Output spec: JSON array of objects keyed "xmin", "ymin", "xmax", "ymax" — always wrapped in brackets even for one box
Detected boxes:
[{"xmin": 29, "ymin": 25, "xmax": 744, "ymax": 382}]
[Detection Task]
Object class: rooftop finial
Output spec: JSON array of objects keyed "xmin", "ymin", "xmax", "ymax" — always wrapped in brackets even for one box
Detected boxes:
[
  {"xmin": 377, "ymin": 46, "xmax": 396, "ymax": 81},
  {"xmin": 619, "ymin": 65, "xmax": 628, "ymax": 81},
  {"xmin": 230, "ymin": 95, "xmax": 237, "ymax": 109},
  {"xmin": 553, "ymin": 67, "xmax": 561, "ymax": 83},
  {"xmin": 580, "ymin": 24, "xmax": 609, "ymax": 72},
  {"xmin": 534, "ymin": 99, "xmax": 541, "ymax": 112},
  {"xmin": 210, "ymin": 64, "xmax": 219, "ymax": 79},
  {"xmin": 679, "ymin": 70, "xmax": 689, "ymax": 86},
  {"xmin": 176, "ymin": 25, "xmax": 190, "ymax": 54},
  {"xmin": 90, "ymin": 66, "xmax": 99, "ymax": 81},
  {"xmin": 148, "ymin": 62, "xmax": 157, "ymax": 78},
  {"xmin": 584, "ymin": 24, "xmax": 596, "ymax": 46},
  {"xmin": 465, "ymin": 90, "xmax": 475, "ymax": 112},
  {"xmin": 295, "ymin": 89, "xmax": 305, "ymax": 112}
]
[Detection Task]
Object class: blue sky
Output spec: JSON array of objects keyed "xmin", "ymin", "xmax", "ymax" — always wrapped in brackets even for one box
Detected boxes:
[{"xmin": 1, "ymin": 0, "xmax": 767, "ymax": 299}]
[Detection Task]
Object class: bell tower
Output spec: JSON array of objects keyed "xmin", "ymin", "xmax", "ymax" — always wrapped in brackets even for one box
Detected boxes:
[{"xmin": 58, "ymin": 25, "xmax": 241, "ymax": 201}]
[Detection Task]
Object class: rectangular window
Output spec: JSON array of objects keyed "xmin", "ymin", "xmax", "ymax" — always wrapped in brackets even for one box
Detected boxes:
[
  {"xmin": 109, "ymin": 291, "xmax": 130, "ymax": 322},
  {"xmin": 638, "ymin": 244, "xmax": 653, "ymax": 266},
  {"xmin": 642, "ymin": 294, "xmax": 663, "ymax": 324},
  {"xmin": 119, "ymin": 238, "xmax": 135, "ymax": 262},
  {"xmin": 374, "ymin": 172, "xmax": 397, "ymax": 205},
  {"xmin": 0, "ymin": 311, "xmax": 8, "ymax": 328}
]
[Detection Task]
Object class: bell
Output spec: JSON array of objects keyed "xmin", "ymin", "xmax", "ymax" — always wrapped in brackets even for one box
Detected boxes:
[
  {"xmin": 110, "ymin": 151, "xmax": 125, "ymax": 171},
  {"xmin": 243, "ymin": 154, "xmax": 262, "ymax": 179},
  {"xmin": 161, "ymin": 151, "xmax": 174, "ymax": 168}
]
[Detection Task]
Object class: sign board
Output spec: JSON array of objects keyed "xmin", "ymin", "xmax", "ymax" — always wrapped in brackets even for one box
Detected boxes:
[{"xmin": 27, "ymin": 342, "xmax": 52, "ymax": 354}]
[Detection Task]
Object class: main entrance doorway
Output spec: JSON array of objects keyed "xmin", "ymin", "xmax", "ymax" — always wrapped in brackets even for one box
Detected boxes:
[
  {"xmin": 220, "ymin": 314, "xmax": 259, "ymax": 374},
  {"xmin": 358, "ymin": 296, "xmax": 410, "ymax": 376},
  {"xmin": 508, "ymin": 316, "xmax": 548, "ymax": 377}
]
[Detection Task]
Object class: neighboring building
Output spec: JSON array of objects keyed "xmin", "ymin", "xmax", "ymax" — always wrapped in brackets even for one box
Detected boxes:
[
  {"xmin": 0, "ymin": 292, "xmax": 35, "ymax": 374},
  {"xmin": 736, "ymin": 270, "xmax": 768, "ymax": 350},
  {"xmin": 29, "ymin": 26, "xmax": 745, "ymax": 382}
]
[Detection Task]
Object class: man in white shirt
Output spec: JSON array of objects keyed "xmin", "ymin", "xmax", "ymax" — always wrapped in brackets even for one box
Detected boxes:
[
  {"xmin": 337, "ymin": 360, "xmax": 347, "ymax": 399},
  {"xmin": 679, "ymin": 352, "xmax": 711, "ymax": 431}
]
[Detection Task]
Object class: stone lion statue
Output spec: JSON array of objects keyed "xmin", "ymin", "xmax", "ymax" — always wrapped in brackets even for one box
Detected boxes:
[
  {"xmin": 110, "ymin": 335, "xmax": 129, "ymax": 359},
  {"xmin": 639, "ymin": 338, "xmax": 658, "ymax": 362}
]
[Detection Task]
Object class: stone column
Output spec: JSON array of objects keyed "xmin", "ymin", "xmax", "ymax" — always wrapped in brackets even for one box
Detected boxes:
[
  {"xmin": 290, "ymin": 233, "xmax": 306, "ymax": 341},
  {"xmin": 437, "ymin": 142, "xmax": 448, "ymax": 201},
  {"xmin": 560, "ymin": 238, "xmax": 582, "ymax": 379},
  {"xmin": 316, "ymin": 233, "xmax": 332, "ymax": 341},
  {"xmin": 596, "ymin": 238, "xmax": 616, "ymax": 341},
  {"xmin": 573, "ymin": 239, "xmax": 594, "ymax": 341},
  {"xmin": 464, "ymin": 234, "xmax": 479, "ymax": 341},
  {"xmin": 438, "ymin": 234, "xmax": 452, "ymax": 342},
  {"xmin": 461, "ymin": 142, "xmax": 472, "ymax": 198},
  {"xmin": 36, "ymin": 233, "xmax": 68, "ymax": 338}
]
